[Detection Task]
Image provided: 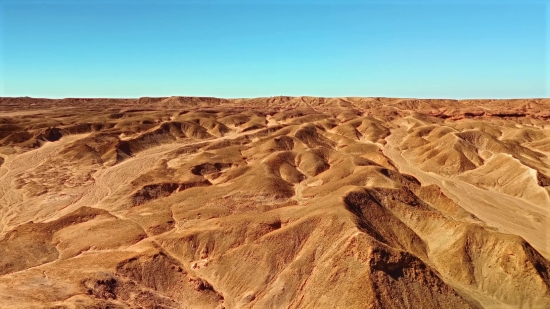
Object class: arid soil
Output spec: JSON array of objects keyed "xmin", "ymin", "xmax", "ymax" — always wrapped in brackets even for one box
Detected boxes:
[{"xmin": 0, "ymin": 96, "xmax": 549, "ymax": 309}]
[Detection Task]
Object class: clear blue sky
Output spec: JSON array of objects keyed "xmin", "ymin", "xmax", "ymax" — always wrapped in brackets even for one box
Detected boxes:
[{"xmin": 0, "ymin": 0, "xmax": 548, "ymax": 99}]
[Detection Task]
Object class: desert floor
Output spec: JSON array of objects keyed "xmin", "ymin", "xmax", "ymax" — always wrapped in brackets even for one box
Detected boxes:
[{"xmin": 1, "ymin": 96, "xmax": 549, "ymax": 308}]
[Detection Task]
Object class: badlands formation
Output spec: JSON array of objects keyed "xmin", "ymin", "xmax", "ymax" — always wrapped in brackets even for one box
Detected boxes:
[{"xmin": 0, "ymin": 96, "xmax": 549, "ymax": 309}]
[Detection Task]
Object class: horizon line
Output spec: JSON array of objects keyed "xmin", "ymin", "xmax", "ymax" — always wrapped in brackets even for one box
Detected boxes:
[{"xmin": 2, "ymin": 95, "xmax": 548, "ymax": 101}]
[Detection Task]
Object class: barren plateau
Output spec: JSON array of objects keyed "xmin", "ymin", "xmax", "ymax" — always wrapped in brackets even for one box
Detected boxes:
[{"xmin": 0, "ymin": 96, "xmax": 549, "ymax": 309}]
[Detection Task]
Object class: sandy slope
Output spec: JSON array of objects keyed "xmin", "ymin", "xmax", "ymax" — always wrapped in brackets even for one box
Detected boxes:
[{"xmin": 0, "ymin": 96, "xmax": 549, "ymax": 309}]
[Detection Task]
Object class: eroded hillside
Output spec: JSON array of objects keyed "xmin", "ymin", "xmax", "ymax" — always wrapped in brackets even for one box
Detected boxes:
[{"xmin": 0, "ymin": 96, "xmax": 549, "ymax": 308}]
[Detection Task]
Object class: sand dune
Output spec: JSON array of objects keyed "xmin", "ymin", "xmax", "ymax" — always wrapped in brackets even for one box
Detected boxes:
[{"xmin": 0, "ymin": 96, "xmax": 549, "ymax": 308}]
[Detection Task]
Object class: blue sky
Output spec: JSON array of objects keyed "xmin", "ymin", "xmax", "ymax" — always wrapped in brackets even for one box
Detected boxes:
[{"xmin": 0, "ymin": 0, "xmax": 548, "ymax": 99}]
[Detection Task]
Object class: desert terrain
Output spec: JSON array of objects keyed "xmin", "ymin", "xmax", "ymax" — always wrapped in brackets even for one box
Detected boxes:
[{"xmin": 0, "ymin": 96, "xmax": 549, "ymax": 309}]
